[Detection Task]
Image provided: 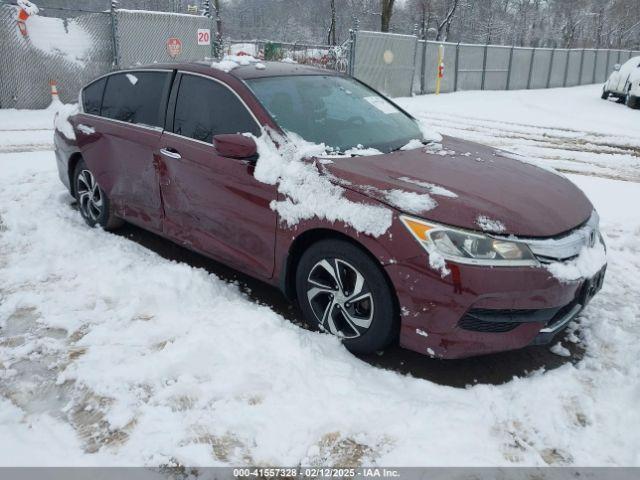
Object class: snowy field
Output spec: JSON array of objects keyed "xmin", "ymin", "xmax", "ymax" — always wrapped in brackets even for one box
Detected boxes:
[
  {"xmin": 0, "ymin": 85, "xmax": 639, "ymax": 467},
  {"xmin": 397, "ymin": 84, "xmax": 640, "ymax": 182}
]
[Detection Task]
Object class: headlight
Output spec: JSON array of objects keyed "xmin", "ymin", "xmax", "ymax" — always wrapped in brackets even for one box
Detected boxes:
[{"xmin": 400, "ymin": 216, "xmax": 538, "ymax": 267}]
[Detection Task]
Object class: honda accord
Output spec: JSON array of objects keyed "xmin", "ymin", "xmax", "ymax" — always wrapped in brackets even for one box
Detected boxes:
[{"xmin": 54, "ymin": 60, "xmax": 606, "ymax": 359}]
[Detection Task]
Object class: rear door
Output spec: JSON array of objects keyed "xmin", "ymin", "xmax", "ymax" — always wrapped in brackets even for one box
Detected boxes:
[
  {"xmin": 157, "ymin": 72, "xmax": 277, "ymax": 279},
  {"xmin": 79, "ymin": 70, "xmax": 172, "ymax": 232}
]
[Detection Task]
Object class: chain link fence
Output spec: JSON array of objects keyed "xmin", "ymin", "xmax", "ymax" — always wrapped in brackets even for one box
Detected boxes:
[
  {"xmin": 114, "ymin": 9, "xmax": 216, "ymax": 68},
  {"xmin": 0, "ymin": 4, "xmax": 113, "ymax": 108},
  {"xmin": 351, "ymin": 30, "xmax": 417, "ymax": 98},
  {"xmin": 2, "ymin": 2, "xmax": 639, "ymax": 109},
  {"xmin": 0, "ymin": 3, "xmax": 349, "ymax": 109},
  {"xmin": 224, "ymin": 39, "xmax": 351, "ymax": 73},
  {"xmin": 410, "ymin": 40, "xmax": 640, "ymax": 96}
]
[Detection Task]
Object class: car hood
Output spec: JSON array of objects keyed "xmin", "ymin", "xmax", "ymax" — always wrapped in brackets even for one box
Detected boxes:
[{"xmin": 321, "ymin": 136, "xmax": 593, "ymax": 237}]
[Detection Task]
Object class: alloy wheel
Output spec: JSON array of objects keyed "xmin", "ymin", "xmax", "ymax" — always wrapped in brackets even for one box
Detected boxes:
[
  {"xmin": 306, "ymin": 258, "xmax": 374, "ymax": 339},
  {"xmin": 76, "ymin": 169, "xmax": 103, "ymax": 221}
]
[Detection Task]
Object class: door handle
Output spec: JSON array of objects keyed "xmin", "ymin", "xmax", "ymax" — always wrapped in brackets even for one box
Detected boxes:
[
  {"xmin": 77, "ymin": 124, "xmax": 95, "ymax": 135},
  {"xmin": 160, "ymin": 148, "xmax": 181, "ymax": 159}
]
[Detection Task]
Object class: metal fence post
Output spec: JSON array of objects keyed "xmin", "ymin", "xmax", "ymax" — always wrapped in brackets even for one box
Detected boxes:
[
  {"xmin": 480, "ymin": 43, "xmax": 488, "ymax": 90},
  {"xmin": 505, "ymin": 46, "xmax": 514, "ymax": 90},
  {"xmin": 348, "ymin": 29, "xmax": 357, "ymax": 77},
  {"xmin": 526, "ymin": 48, "xmax": 535, "ymax": 89},
  {"xmin": 605, "ymin": 49, "xmax": 611, "ymax": 81},
  {"xmin": 578, "ymin": 48, "xmax": 585, "ymax": 85},
  {"xmin": 563, "ymin": 49, "xmax": 570, "ymax": 87},
  {"xmin": 546, "ymin": 48, "xmax": 555, "ymax": 88},
  {"xmin": 110, "ymin": 1, "xmax": 119, "ymax": 69},
  {"xmin": 592, "ymin": 50, "xmax": 598, "ymax": 84},
  {"xmin": 453, "ymin": 42, "xmax": 460, "ymax": 92},
  {"xmin": 420, "ymin": 39, "xmax": 427, "ymax": 95}
]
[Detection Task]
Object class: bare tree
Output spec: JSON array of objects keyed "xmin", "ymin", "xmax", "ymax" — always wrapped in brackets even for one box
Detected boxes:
[
  {"xmin": 381, "ymin": 0, "xmax": 395, "ymax": 32},
  {"xmin": 328, "ymin": 0, "xmax": 337, "ymax": 45},
  {"xmin": 436, "ymin": 0, "xmax": 460, "ymax": 41}
]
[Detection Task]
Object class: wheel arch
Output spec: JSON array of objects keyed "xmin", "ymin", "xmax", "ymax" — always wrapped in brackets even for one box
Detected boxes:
[
  {"xmin": 280, "ymin": 228, "xmax": 400, "ymax": 317},
  {"xmin": 67, "ymin": 152, "xmax": 83, "ymax": 196}
]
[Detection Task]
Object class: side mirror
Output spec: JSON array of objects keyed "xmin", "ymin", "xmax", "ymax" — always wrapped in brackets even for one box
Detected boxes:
[
  {"xmin": 614, "ymin": 64, "xmax": 621, "ymax": 71},
  {"xmin": 213, "ymin": 134, "xmax": 258, "ymax": 160}
]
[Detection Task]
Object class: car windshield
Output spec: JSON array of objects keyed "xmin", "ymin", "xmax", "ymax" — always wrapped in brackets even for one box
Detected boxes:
[{"xmin": 245, "ymin": 75, "xmax": 424, "ymax": 153}]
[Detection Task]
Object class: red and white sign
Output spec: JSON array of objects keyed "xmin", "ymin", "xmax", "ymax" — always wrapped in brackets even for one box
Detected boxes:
[
  {"xmin": 197, "ymin": 29, "xmax": 211, "ymax": 46},
  {"xmin": 167, "ymin": 37, "xmax": 182, "ymax": 58}
]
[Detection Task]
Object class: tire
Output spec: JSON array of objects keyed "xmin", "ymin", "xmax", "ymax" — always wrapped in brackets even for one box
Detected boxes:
[
  {"xmin": 626, "ymin": 90, "xmax": 638, "ymax": 109},
  {"xmin": 601, "ymin": 88, "xmax": 609, "ymax": 100},
  {"xmin": 295, "ymin": 239, "xmax": 398, "ymax": 354},
  {"xmin": 73, "ymin": 159, "xmax": 123, "ymax": 230}
]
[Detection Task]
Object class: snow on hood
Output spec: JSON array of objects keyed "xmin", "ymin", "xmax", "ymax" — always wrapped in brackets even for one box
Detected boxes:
[
  {"xmin": 321, "ymin": 135, "xmax": 593, "ymax": 237},
  {"xmin": 249, "ymin": 130, "xmax": 393, "ymax": 237}
]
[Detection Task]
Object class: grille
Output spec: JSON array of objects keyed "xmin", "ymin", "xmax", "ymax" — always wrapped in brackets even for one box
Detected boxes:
[
  {"xmin": 458, "ymin": 316, "xmax": 520, "ymax": 333},
  {"xmin": 458, "ymin": 307, "xmax": 559, "ymax": 333}
]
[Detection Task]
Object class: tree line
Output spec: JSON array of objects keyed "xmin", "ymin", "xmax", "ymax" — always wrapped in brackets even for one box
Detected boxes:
[{"xmin": 217, "ymin": 0, "xmax": 640, "ymax": 49}]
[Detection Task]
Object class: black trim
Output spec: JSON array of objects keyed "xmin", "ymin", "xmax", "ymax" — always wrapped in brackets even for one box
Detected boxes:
[{"xmin": 165, "ymin": 72, "xmax": 182, "ymax": 133}]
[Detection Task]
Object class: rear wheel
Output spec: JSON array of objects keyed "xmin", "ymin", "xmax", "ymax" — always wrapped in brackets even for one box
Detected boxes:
[
  {"xmin": 73, "ymin": 160, "xmax": 123, "ymax": 230},
  {"xmin": 601, "ymin": 87, "xmax": 609, "ymax": 100},
  {"xmin": 626, "ymin": 89, "xmax": 638, "ymax": 109},
  {"xmin": 295, "ymin": 239, "xmax": 398, "ymax": 354}
]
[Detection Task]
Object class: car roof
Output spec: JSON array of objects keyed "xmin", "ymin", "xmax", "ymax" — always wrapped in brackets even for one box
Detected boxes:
[{"xmin": 135, "ymin": 60, "xmax": 342, "ymax": 81}]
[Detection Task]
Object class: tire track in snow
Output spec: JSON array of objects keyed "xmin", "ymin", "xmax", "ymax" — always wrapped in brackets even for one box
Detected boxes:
[{"xmin": 416, "ymin": 112, "xmax": 640, "ymax": 182}]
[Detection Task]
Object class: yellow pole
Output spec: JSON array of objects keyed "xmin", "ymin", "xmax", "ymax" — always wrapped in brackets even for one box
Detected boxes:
[{"xmin": 435, "ymin": 44, "xmax": 444, "ymax": 95}]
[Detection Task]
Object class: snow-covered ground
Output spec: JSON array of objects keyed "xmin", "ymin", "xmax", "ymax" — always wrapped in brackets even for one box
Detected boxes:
[
  {"xmin": 397, "ymin": 84, "xmax": 640, "ymax": 182},
  {"xmin": 1, "ymin": 85, "xmax": 639, "ymax": 467}
]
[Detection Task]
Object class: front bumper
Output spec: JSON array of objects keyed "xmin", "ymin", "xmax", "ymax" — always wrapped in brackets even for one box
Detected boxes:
[{"xmin": 386, "ymin": 256, "xmax": 606, "ymax": 359}]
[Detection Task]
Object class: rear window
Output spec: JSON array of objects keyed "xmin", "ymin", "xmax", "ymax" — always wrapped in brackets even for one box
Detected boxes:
[
  {"xmin": 172, "ymin": 74, "xmax": 260, "ymax": 143},
  {"xmin": 82, "ymin": 77, "xmax": 106, "ymax": 115},
  {"xmin": 101, "ymin": 71, "xmax": 170, "ymax": 127}
]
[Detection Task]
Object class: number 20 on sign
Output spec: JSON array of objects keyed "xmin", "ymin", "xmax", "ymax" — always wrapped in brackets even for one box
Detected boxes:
[{"xmin": 198, "ymin": 29, "xmax": 211, "ymax": 46}]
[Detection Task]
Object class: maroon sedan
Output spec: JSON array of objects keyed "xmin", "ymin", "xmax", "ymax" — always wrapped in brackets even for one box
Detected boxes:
[{"xmin": 54, "ymin": 61, "xmax": 606, "ymax": 359}]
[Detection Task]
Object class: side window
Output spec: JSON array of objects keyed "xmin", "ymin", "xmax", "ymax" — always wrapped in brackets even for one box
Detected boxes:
[
  {"xmin": 173, "ymin": 75, "xmax": 259, "ymax": 144},
  {"xmin": 101, "ymin": 71, "xmax": 169, "ymax": 127},
  {"xmin": 82, "ymin": 77, "xmax": 106, "ymax": 115}
]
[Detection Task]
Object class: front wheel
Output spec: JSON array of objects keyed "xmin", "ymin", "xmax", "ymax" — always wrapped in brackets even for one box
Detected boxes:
[
  {"xmin": 295, "ymin": 239, "xmax": 398, "ymax": 354},
  {"xmin": 626, "ymin": 90, "xmax": 638, "ymax": 109},
  {"xmin": 601, "ymin": 88, "xmax": 609, "ymax": 100},
  {"xmin": 73, "ymin": 160, "xmax": 123, "ymax": 230}
]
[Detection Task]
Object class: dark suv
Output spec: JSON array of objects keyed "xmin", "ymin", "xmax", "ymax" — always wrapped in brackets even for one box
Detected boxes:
[{"xmin": 54, "ymin": 61, "xmax": 606, "ymax": 359}]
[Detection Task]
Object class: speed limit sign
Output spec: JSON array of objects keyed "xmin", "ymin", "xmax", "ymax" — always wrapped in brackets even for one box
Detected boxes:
[{"xmin": 197, "ymin": 29, "xmax": 211, "ymax": 46}]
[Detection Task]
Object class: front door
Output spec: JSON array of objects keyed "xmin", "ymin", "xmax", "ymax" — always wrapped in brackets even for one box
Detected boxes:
[{"xmin": 158, "ymin": 73, "xmax": 277, "ymax": 279}]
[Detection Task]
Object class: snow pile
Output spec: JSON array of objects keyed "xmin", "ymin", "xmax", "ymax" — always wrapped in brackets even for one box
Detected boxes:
[
  {"xmin": 546, "ymin": 241, "xmax": 607, "ymax": 283},
  {"xmin": 400, "ymin": 139, "xmax": 424, "ymax": 151},
  {"xmin": 52, "ymin": 103, "xmax": 78, "ymax": 141},
  {"xmin": 397, "ymin": 177, "xmax": 458, "ymax": 198},
  {"xmin": 342, "ymin": 145, "xmax": 383, "ymax": 157},
  {"xmin": 418, "ymin": 120, "xmax": 443, "ymax": 143},
  {"xmin": 251, "ymin": 130, "xmax": 392, "ymax": 237},
  {"xmin": 550, "ymin": 343, "xmax": 571, "ymax": 357},
  {"xmin": 384, "ymin": 189, "xmax": 436, "ymax": 215},
  {"xmin": 26, "ymin": 14, "xmax": 91, "ymax": 66},
  {"xmin": 17, "ymin": 0, "xmax": 39, "ymax": 15},
  {"xmin": 476, "ymin": 215, "xmax": 506, "ymax": 233},
  {"xmin": 428, "ymin": 250, "xmax": 450, "ymax": 278},
  {"xmin": 211, "ymin": 55, "xmax": 261, "ymax": 73}
]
